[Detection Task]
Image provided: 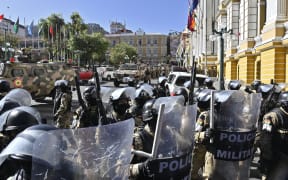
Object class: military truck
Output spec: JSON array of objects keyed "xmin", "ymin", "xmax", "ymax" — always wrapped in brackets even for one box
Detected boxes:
[
  {"xmin": 113, "ymin": 63, "xmax": 143, "ymax": 87},
  {"xmin": 0, "ymin": 61, "xmax": 76, "ymax": 101}
]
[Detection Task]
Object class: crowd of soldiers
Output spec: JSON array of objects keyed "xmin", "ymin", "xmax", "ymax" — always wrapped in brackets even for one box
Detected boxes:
[{"xmin": 0, "ymin": 70, "xmax": 287, "ymax": 179}]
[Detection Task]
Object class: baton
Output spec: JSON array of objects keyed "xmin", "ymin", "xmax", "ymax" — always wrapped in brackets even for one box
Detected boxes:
[{"xmin": 210, "ymin": 90, "xmax": 215, "ymax": 143}]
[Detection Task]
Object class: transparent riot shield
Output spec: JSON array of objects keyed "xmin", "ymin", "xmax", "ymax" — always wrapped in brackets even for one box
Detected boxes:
[
  {"xmin": 207, "ymin": 90, "xmax": 262, "ymax": 179},
  {"xmin": 100, "ymin": 86, "xmax": 116, "ymax": 110},
  {"xmin": 142, "ymin": 96, "xmax": 197, "ymax": 179},
  {"xmin": 31, "ymin": 119, "xmax": 134, "ymax": 180},
  {"xmin": 0, "ymin": 88, "xmax": 32, "ymax": 106}
]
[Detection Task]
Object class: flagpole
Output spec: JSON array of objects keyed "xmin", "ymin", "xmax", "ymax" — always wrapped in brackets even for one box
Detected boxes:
[
  {"xmin": 24, "ymin": 17, "xmax": 26, "ymax": 48},
  {"xmin": 37, "ymin": 20, "xmax": 39, "ymax": 49}
]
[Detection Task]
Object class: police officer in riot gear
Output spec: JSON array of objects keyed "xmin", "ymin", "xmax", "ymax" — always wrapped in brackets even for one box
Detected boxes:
[
  {"xmin": 153, "ymin": 77, "xmax": 169, "ymax": 98},
  {"xmin": 53, "ymin": 80, "xmax": 72, "ymax": 128},
  {"xmin": 0, "ymin": 108, "xmax": 41, "ymax": 151},
  {"xmin": 204, "ymin": 78, "xmax": 216, "ymax": 90},
  {"xmin": 0, "ymin": 80, "xmax": 10, "ymax": 100},
  {"xmin": 259, "ymin": 91, "xmax": 288, "ymax": 179},
  {"xmin": 107, "ymin": 88, "xmax": 132, "ymax": 122},
  {"xmin": 129, "ymin": 88, "xmax": 153, "ymax": 127},
  {"xmin": 130, "ymin": 99, "xmax": 157, "ymax": 179},
  {"xmin": 191, "ymin": 88, "xmax": 212, "ymax": 179},
  {"xmin": 174, "ymin": 87, "xmax": 189, "ymax": 105},
  {"xmin": 74, "ymin": 86, "xmax": 100, "ymax": 128},
  {"xmin": 245, "ymin": 79, "xmax": 262, "ymax": 94},
  {"xmin": 228, "ymin": 80, "xmax": 241, "ymax": 90}
]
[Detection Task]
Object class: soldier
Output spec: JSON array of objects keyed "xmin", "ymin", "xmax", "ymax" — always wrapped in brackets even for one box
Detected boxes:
[
  {"xmin": 53, "ymin": 80, "xmax": 72, "ymax": 129},
  {"xmin": 190, "ymin": 89, "xmax": 212, "ymax": 179},
  {"xmin": 129, "ymin": 86, "xmax": 153, "ymax": 127},
  {"xmin": 0, "ymin": 107, "xmax": 41, "ymax": 151},
  {"xmin": 204, "ymin": 78, "xmax": 216, "ymax": 90},
  {"xmin": 227, "ymin": 80, "xmax": 241, "ymax": 90},
  {"xmin": 74, "ymin": 86, "xmax": 100, "ymax": 128},
  {"xmin": 107, "ymin": 88, "xmax": 132, "ymax": 122},
  {"xmin": 129, "ymin": 99, "xmax": 157, "ymax": 179},
  {"xmin": 174, "ymin": 87, "xmax": 189, "ymax": 105},
  {"xmin": 259, "ymin": 91, "xmax": 288, "ymax": 179},
  {"xmin": 144, "ymin": 66, "xmax": 151, "ymax": 84},
  {"xmin": 153, "ymin": 77, "xmax": 169, "ymax": 98},
  {"xmin": 0, "ymin": 80, "xmax": 10, "ymax": 100}
]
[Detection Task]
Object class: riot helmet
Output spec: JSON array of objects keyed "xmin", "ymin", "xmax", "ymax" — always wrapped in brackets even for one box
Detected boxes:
[
  {"xmin": 228, "ymin": 80, "xmax": 241, "ymax": 90},
  {"xmin": 54, "ymin": 80, "xmax": 69, "ymax": 92},
  {"xmin": 135, "ymin": 89, "xmax": 153, "ymax": 107},
  {"xmin": 204, "ymin": 78, "xmax": 214, "ymax": 89},
  {"xmin": 278, "ymin": 91, "xmax": 288, "ymax": 112},
  {"xmin": 251, "ymin": 80, "xmax": 262, "ymax": 92},
  {"xmin": 83, "ymin": 86, "xmax": 97, "ymax": 106},
  {"xmin": 258, "ymin": 84, "xmax": 273, "ymax": 99},
  {"xmin": 158, "ymin": 77, "xmax": 167, "ymax": 87},
  {"xmin": 0, "ymin": 100, "xmax": 20, "ymax": 115},
  {"xmin": 0, "ymin": 80, "xmax": 10, "ymax": 93},
  {"xmin": 175, "ymin": 87, "xmax": 189, "ymax": 105},
  {"xmin": 197, "ymin": 89, "xmax": 212, "ymax": 110},
  {"xmin": 0, "ymin": 108, "xmax": 41, "ymax": 134},
  {"xmin": 110, "ymin": 88, "xmax": 131, "ymax": 115},
  {"xmin": 0, "ymin": 124, "xmax": 57, "ymax": 179},
  {"xmin": 142, "ymin": 99, "xmax": 158, "ymax": 130}
]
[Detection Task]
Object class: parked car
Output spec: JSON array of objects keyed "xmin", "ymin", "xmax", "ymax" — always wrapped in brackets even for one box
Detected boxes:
[
  {"xmin": 101, "ymin": 66, "xmax": 115, "ymax": 81},
  {"xmin": 166, "ymin": 71, "xmax": 208, "ymax": 96},
  {"xmin": 113, "ymin": 63, "xmax": 142, "ymax": 87}
]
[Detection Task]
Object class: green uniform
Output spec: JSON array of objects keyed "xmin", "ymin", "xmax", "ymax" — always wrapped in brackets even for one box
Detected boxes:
[{"xmin": 54, "ymin": 92, "xmax": 72, "ymax": 128}]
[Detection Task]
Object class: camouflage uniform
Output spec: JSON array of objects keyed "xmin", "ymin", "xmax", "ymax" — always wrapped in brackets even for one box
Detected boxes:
[
  {"xmin": 54, "ymin": 91, "xmax": 72, "ymax": 128},
  {"xmin": 259, "ymin": 107, "xmax": 288, "ymax": 179},
  {"xmin": 129, "ymin": 125, "xmax": 154, "ymax": 179},
  {"xmin": 191, "ymin": 111, "xmax": 210, "ymax": 179}
]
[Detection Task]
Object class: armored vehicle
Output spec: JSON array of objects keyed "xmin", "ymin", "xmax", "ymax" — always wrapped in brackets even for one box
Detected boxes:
[
  {"xmin": 0, "ymin": 61, "xmax": 76, "ymax": 101},
  {"xmin": 113, "ymin": 63, "xmax": 143, "ymax": 87}
]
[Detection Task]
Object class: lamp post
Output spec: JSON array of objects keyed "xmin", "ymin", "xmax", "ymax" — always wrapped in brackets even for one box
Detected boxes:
[{"xmin": 209, "ymin": 26, "xmax": 233, "ymax": 90}]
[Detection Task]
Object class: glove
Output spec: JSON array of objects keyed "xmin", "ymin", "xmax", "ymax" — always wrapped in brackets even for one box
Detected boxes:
[
  {"xmin": 138, "ymin": 159, "xmax": 154, "ymax": 178},
  {"xmin": 204, "ymin": 128, "xmax": 214, "ymax": 140}
]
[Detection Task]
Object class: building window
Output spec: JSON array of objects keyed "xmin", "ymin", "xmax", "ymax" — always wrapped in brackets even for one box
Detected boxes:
[
  {"xmin": 153, "ymin": 39, "xmax": 158, "ymax": 45},
  {"xmin": 138, "ymin": 39, "xmax": 142, "ymax": 46}
]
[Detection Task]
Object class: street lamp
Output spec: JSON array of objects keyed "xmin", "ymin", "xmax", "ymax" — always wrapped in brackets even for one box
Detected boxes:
[{"xmin": 209, "ymin": 25, "xmax": 234, "ymax": 90}]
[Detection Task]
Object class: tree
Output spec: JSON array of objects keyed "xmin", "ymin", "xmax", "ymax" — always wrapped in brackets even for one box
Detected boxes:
[
  {"xmin": 67, "ymin": 32, "xmax": 109, "ymax": 66},
  {"xmin": 109, "ymin": 42, "xmax": 137, "ymax": 65}
]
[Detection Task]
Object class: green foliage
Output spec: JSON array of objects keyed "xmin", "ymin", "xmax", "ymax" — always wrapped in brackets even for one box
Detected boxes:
[
  {"xmin": 67, "ymin": 32, "xmax": 109, "ymax": 66},
  {"xmin": 109, "ymin": 42, "xmax": 137, "ymax": 65}
]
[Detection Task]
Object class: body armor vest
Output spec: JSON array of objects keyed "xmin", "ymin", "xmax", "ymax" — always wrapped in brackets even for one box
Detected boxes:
[{"xmin": 271, "ymin": 108, "xmax": 288, "ymax": 155}]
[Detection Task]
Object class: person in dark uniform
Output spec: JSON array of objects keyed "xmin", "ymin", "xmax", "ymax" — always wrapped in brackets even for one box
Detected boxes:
[
  {"xmin": 129, "ymin": 99, "xmax": 158, "ymax": 179},
  {"xmin": 0, "ymin": 80, "xmax": 11, "ymax": 100},
  {"xmin": 259, "ymin": 91, "xmax": 288, "ymax": 180},
  {"xmin": 204, "ymin": 78, "xmax": 216, "ymax": 90},
  {"xmin": 227, "ymin": 80, "xmax": 242, "ymax": 90}
]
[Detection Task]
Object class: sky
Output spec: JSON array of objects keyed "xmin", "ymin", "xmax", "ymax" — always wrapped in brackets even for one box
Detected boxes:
[{"xmin": 0, "ymin": 0, "xmax": 190, "ymax": 34}]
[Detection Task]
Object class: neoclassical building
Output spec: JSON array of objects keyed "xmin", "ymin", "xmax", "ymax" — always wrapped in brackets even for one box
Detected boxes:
[{"xmin": 189, "ymin": 0, "xmax": 288, "ymax": 85}]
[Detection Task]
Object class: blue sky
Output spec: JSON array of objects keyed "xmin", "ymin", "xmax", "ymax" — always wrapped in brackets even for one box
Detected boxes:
[{"xmin": 0, "ymin": 0, "xmax": 189, "ymax": 34}]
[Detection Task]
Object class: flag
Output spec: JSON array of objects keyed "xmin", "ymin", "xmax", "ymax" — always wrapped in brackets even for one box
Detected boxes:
[
  {"xmin": 187, "ymin": 0, "xmax": 199, "ymax": 32},
  {"xmin": 13, "ymin": 17, "xmax": 19, "ymax": 33},
  {"xmin": 49, "ymin": 25, "xmax": 54, "ymax": 37},
  {"xmin": 0, "ymin": 14, "xmax": 4, "ymax": 22},
  {"xmin": 27, "ymin": 20, "xmax": 34, "ymax": 36}
]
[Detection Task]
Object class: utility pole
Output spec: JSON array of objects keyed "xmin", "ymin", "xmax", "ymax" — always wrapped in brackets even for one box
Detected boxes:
[{"xmin": 210, "ymin": 26, "xmax": 233, "ymax": 90}]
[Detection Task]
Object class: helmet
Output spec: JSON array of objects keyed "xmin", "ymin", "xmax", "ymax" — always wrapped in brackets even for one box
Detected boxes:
[
  {"xmin": 142, "ymin": 99, "xmax": 157, "ymax": 122},
  {"xmin": 158, "ymin": 77, "xmax": 167, "ymax": 87},
  {"xmin": 251, "ymin": 80, "xmax": 262, "ymax": 92},
  {"xmin": 197, "ymin": 89, "xmax": 212, "ymax": 110},
  {"xmin": 0, "ymin": 80, "xmax": 10, "ymax": 93},
  {"xmin": 110, "ymin": 88, "xmax": 130, "ymax": 114},
  {"xmin": 258, "ymin": 84, "xmax": 273, "ymax": 99},
  {"xmin": 54, "ymin": 80, "xmax": 69, "ymax": 88},
  {"xmin": 0, "ymin": 100, "xmax": 20, "ymax": 115},
  {"xmin": 0, "ymin": 108, "xmax": 41, "ymax": 133},
  {"xmin": 278, "ymin": 91, "xmax": 288, "ymax": 111},
  {"xmin": 135, "ymin": 88, "xmax": 152, "ymax": 107},
  {"xmin": 83, "ymin": 86, "xmax": 97, "ymax": 105},
  {"xmin": 0, "ymin": 124, "xmax": 57, "ymax": 178},
  {"xmin": 204, "ymin": 78, "xmax": 214, "ymax": 88},
  {"xmin": 228, "ymin": 80, "xmax": 241, "ymax": 90},
  {"xmin": 175, "ymin": 88, "xmax": 188, "ymax": 104}
]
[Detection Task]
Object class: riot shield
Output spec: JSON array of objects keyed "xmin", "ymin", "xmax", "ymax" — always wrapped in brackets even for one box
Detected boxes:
[
  {"xmin": 0, "ymin": 88, "xmax": 32, "ymax": 107},
  {"xmin": 100, "ymin": 86, "xmax": 116, "ymax": 110},
  {"xmin": 144, "ymin": 96, "xmax": 197, "ymax": 179},
  {"xmin": 207, "ymin": 90, "xmax": 262, "ymax": 179},
  {"xmin": 31, "ymin": 119, "xmax": 135, "ymax": 180}
]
